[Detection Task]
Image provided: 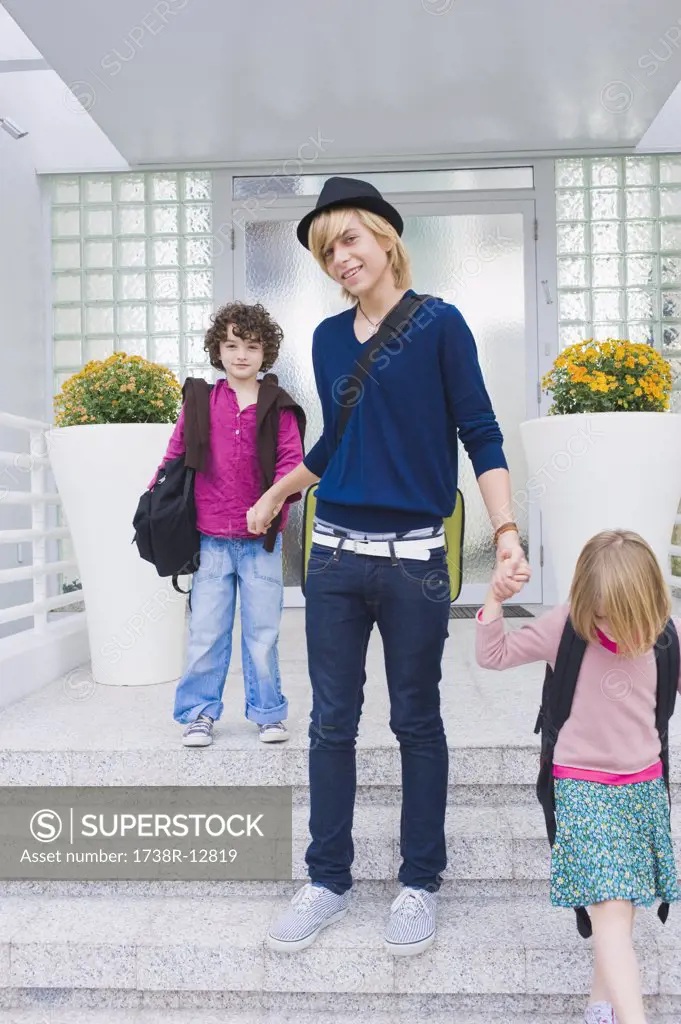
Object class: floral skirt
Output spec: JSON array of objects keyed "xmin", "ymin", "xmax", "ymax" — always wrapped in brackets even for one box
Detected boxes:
[{"xmin": 550, "ymin": 776, "xmax": 680, "ymax": 909}]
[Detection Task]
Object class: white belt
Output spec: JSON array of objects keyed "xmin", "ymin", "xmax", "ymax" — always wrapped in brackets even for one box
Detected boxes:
[{"xmin": 311, "ymin": 530, "xmax": 445, "ymax": 561}]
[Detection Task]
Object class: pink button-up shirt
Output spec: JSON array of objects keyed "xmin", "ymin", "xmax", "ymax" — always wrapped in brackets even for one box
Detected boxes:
[{"xmin": 153, "ymin": 378, "xmax": 304, "ymax": 539}]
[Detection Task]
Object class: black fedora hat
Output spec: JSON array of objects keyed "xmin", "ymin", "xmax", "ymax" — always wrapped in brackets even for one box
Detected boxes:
[{"xmin": 297, "ymin": 176, "xmax": 404, "ymax": 249}]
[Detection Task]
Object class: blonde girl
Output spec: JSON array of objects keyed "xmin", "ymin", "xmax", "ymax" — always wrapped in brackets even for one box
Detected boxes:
[{"xmin": 477, "ymin": 530, "xmax": 680, "ymax": 1024}]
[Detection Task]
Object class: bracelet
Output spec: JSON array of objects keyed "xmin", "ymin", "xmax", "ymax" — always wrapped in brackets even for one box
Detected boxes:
[{"xmin": 493, "ymin": 522, "xmax": 519, "ymax": 545}]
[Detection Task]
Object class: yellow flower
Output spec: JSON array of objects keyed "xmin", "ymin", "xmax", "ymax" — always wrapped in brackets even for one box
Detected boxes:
[{"xmin": 635, "ymin": 387, "xmax": 642, "ymax": 396}]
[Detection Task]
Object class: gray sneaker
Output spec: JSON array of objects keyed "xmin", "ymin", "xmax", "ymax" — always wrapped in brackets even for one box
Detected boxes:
[
  {"xmin": 259, "ymin": 722, "xmax": 289, "ymax": 743},
  {"xmin": 584, "ymin": 1003, "xmax": 617, "ymax": 1024},
  {"xmin": 267, "ymin": 882, "xmax": 350, "ymax": 952},
  {"xmin": 182, "ymin": 714, "xmax": 214, "ymax": 747},
  {"xmin": 384, "ymin": 886, "xmax": 437, "ymax": 956}
]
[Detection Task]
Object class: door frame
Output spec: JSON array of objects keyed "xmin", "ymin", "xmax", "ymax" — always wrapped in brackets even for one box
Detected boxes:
[{"xmin": 232, "ymin": 195, "xmax": 542, "ymax": 606}]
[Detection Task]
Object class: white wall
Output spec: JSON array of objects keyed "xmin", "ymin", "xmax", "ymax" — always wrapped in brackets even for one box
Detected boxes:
[{"xmin": 0, "ymin": 131, "xmax": 47, "ymax": 636}]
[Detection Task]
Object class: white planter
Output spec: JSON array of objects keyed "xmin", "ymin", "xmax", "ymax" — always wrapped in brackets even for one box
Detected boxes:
[
  {"xmin": 47, "ymin": 424, "xmax": 187, "ymax": 686},
  {"xmin": 520, "ymin": 412, "xmax": 681, "ymax": 602}
]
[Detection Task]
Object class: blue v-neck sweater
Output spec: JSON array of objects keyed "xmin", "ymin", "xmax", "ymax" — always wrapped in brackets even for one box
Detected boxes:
[{"xmin": 303, "ymin": 293, "xmax": 507, "ymax": 534}]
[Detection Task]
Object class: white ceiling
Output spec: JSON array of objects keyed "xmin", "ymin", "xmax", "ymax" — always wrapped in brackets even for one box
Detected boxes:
[
  {"xmin": 3, "ymin": 0, "xmax": 681, "ymax": 168},
  {"xmin": 0, "ymin": 7, "xmax": 127, "ymax": 172},
  {"xmin": 638, "ymin": 80, "xmax": 681, "ymax": 152},
  {"xmin": 0, "ymin": 5, "xmax": 39, "ymax": 60}
]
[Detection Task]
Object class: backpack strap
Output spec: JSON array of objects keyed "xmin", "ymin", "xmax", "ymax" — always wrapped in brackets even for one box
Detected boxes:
[
  {"xmin": 333, "ymin": 293, "xmax": 437, "ymax": 451},
  {"xmin": 535, "ymin": 617, "xmax": 587, "ymax": 843},
  {"xmin": 534, "ymin": 617, "xmax": 590, "ymax": 937},
  {"xmin": 654, "ymin": 617, "xmax": 679, "ymax": 927},
  {"xmin": 655, "ymin": 618, "xmax": 679, "ymax": 788},
  {"xmin": 182, "ymin": 377, "xmax": 213, "ymax": 472}
]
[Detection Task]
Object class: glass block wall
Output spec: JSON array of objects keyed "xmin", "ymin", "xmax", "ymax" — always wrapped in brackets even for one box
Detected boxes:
[
  {"xmin": 50, "ymin": 171, "xmax": 215, "ymax": 393},
  {"xmin": 555, "ymin": 155, "xmax": 681, "ymax": 408}
]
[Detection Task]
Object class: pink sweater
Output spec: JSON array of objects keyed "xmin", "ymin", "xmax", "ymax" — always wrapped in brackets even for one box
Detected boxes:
[
  {"xmin": 153, "ymin": 379, "xmax": 304, "ymax": 539},
  {"xmin": 476, "ymin": 604, "xmax": 681, "ymax": 775}
]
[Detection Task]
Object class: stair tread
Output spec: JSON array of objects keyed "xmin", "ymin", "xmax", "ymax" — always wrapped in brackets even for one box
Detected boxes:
[
  {"xmin": 0, "ymin": 614, "xmax": 678, "ymax": 763},
  {"xmin": 0, "ymin": 892, "xmax": 678, "ymax": 997},
  {"xmin": 0, "ymin": 1012, "xmax": 653, "ymax": 1024},
  {"xmin": 0, "ymin": 1012, "xmax": 644, "ymax": 1024},
  {"xmin": 1, "ymin": 891, "xmax": 678, "ymax": 946}
]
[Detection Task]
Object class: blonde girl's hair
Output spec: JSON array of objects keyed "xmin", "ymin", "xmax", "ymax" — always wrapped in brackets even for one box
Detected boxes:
[
  {"xmin": 569, "ymin": 529, "xmax": 671, "ymax": 657},
  {"xmin": 308, "ymin": 206, "xmax": 412, "ymax": 302}
]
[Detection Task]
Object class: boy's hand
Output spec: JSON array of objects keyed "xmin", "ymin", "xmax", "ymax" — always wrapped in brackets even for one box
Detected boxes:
[{"xmin": 247, "ymin": 492, "xmax": 284, "ymax": 535}]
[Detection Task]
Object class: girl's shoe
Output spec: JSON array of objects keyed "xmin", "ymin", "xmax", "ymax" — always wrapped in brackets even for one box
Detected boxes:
[
  {"xmin": 584, "ymin": 1002, "xmax": 617, "ymax": 1024},
  {"xmin": 182, "ymin": 714, "xmax": 214, "ymax": 747},
  {"xmin": 259, "ymin": 722, "xmax": 289, "ymax": 743}
]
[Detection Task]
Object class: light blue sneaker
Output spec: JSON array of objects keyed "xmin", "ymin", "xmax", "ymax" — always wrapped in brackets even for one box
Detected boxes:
[
  {"xmin": 384, "ymin": 886, "xmax": 437, "ymax": 956},
  {"xmin": 267, "ymin": 883, "xmax": 351, "ymax": 952}
]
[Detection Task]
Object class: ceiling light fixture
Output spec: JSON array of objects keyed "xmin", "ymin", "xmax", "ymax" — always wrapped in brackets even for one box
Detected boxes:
[{"xmin": 0, "ymin": 117, "xmax": 28, "ymax": 140}]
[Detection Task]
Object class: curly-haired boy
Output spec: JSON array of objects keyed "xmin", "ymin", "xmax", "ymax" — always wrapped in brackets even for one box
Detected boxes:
[{"xmin": 152, "ymin": 301, "xmax": 305, "ymax": 747}]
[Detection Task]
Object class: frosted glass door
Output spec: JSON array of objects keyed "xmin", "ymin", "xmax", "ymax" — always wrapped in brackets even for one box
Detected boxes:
[{"xmin": 236, "ymin": 200, "xmax": 541, "ymax": 605}]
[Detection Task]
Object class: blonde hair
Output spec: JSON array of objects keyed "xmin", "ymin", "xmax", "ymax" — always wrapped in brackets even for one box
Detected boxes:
[
  {"xmin": 308, "ymin": 207, "xmax": 412, "ymax": 302},
  {"xmin": 569, "ymin": 530, "xmax": 671, "ymax": 657}
]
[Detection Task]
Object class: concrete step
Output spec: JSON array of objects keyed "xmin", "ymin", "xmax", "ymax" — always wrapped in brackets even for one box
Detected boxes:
[
  {"xmin": 1, "ymin": 647, "xmax": 679, "ymax": 789},
  {"xmin": 0, "ymin": 892, "xmax": 679, "ymax": 1001},
  {"xmin": 0, "ymin": 742, "xmax": 543, "ymax": 788},
  {"xmin": 0, "ymin": 1009, "xmax": 673, "ymax": 1024},
  {"xmin": 0, "ymin": 803, "xmax": 678, "ymax": 892},
  {"xmin": 3, "ymin": 740, "xmax": 681, "ymax": 790},
  {"xmin": 0, "ymin": 993, "xmax": 678, "ymax": 1023},
  {"xmin": 0, "ymin": 879, "xmax": 548, "ymax": 902}
]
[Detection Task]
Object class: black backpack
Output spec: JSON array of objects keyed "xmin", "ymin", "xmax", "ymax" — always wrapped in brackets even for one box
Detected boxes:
[
  {"xmin": 534, "ymin": 616, "xmax": 679, "ymax": 938},
  {"xmin": 132, "ymin": 377, "xmax": 213, "ymax": 593},
  {"xmin": 132, "ymin": 454, "xmax": 200, "ymax": 594}
]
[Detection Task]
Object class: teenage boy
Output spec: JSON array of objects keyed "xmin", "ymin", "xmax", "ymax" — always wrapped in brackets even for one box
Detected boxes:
[{"xmin": 247, "ymin": 178, "xmax": 530, "ymax": 954}]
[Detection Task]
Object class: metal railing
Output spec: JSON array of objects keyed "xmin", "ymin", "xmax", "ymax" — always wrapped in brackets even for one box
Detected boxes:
[{"xmin": 0, "ymin": 411, "xmax": 83, "ymax": 631}]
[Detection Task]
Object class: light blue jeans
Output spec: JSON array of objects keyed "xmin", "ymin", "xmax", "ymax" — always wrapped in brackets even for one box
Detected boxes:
[{"xmin": 174, "ymin": 534, "xmax": 288, "ymax": 726}]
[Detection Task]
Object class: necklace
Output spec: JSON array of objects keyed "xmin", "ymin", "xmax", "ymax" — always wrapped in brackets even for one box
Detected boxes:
[
  {"xmin": 357, "ymin": 304, "xmax": 385, "ymax": 337},
  {"xmin": 357, "ymin": 295, "xmax": 405, "ymax": 337}
]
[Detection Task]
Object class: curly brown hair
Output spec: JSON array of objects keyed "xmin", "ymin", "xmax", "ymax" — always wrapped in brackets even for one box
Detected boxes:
[{"xmin": 204, "ymin": 302, "xmax": 283, "ymax": 373}]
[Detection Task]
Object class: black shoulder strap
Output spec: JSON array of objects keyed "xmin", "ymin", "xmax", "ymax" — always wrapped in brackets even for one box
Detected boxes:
[
  {"xmin": 535, "ymin": 618, "xmax": 587, "ymax": 840},
  {"xmin": 534, "ymin": 617, "xmax": 590, "ymax": 939},
  {"xmin": 546, "ymin": 618, "xmax": 588, "ymax": 741},
  {"xmin": 654, "ymin": 617, "xmax": 679, "ymax": 928},
  {"xmin": 333, "ymin": 293, "xmax": 436, "ymax": 451},
  {"xmin": 655, "ymin": 618, "xmax": 679, "ymax": 773}
]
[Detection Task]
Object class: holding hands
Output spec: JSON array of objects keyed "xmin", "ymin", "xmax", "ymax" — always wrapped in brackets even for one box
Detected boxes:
[
  {"xmin": 489, "ymin": 527, "xmax": 531, "ymax": 611},
  {"xmin": 247, "ymin": 489, "xmax": 284, "ymax": 536}
]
